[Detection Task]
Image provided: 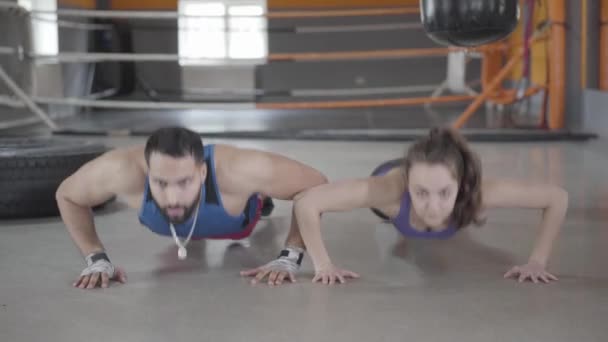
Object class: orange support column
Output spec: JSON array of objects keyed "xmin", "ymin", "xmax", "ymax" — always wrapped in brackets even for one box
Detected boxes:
[
  {"xmin": 581, "ymin": 0, "xmax": 588, "ymax": 89},
  {"xmin": 547, "ymin": 0, "xmax": 566, "ymax": 130},
  {"xmin": 481, "ymin": 45, "xmax": 506, "ymax": 102},
  {"xmin": 452, "ymin": 49, "xmax": 524, "ymax": 129},
  {"xmin": 600, "ymin": 0, "xmax": 608, "ymax": 90}
]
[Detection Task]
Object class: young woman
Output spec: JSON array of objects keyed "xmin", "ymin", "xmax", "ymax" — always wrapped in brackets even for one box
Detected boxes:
[{"xmin": 293, "ymin": 127, "xmax": 568, "ymax": 285}]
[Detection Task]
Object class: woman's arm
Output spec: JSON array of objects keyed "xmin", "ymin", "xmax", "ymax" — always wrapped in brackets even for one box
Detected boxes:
[
  {"xmin": 294, "ymin": 173, "xmax": 404, "ymax": 283},
  {"xmin": 482, "ymin": 179, "xmax": 569, "ymax": 282}
]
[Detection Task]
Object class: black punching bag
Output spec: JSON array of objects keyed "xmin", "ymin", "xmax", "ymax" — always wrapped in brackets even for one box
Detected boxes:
[{"xmin": 420, "ymin": 0, "xmax": 519, "ymax": 47}]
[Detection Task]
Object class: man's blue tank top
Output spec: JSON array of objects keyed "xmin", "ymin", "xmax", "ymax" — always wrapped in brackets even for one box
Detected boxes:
[{"xmin": 138, "ymin": 144, "xmax": 260, "ymax": 239}]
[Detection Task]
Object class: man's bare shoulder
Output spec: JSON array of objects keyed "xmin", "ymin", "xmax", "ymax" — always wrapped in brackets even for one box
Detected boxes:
[
  {"xmin": 80, "ymin": 144, "xmax": 147, "ymax": 196},
  {"xmin": 213, "ymin": 144, "xmax": 260, "ymax": 169},
  {"xmin": 101, "ymin": 144, "xmax": 146, "ymax": 173},
  {"xmin": 56, "ymin": 144, "xmax": 147, "ymax": 208},
  {"xmin": 216, "ymin": 143, "xmax": 282, "ymax": 170},
  {"xmin": 212, "ymin": 143, "xmax": 239, "ymax": 157},
  {"xmin": 212, "ymin": 143, "xmax": 325, "ymax": 200},
  {"xmin": 212, "ymin": 144, "xmax": 274, "ymax": 192}
]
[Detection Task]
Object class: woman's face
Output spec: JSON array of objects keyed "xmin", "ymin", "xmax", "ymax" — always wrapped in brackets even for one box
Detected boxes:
[{"xmin": 407, "ymin": 162, "xmax": 459, "ymax": 228}]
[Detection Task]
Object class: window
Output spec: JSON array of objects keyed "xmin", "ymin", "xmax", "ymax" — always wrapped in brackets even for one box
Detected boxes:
[
  {"xmin": 19, "ymin": 0, "xmax": 59, "ymax": 56},
  {"xmin": 178, "ymin": 0, "xmax": 267, "ymax": 64}
]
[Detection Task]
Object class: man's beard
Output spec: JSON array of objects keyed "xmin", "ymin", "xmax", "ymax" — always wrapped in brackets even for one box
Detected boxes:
[{"xmin": 152, "ymin": 190, "xmax": 201, "ymax": 225}]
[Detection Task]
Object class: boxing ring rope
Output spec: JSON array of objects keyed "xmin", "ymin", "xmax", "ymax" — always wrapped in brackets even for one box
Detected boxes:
[
  {"xmin": 31, "ymin": 96, "xmax": 254, "ymax": 110},
  {"xmin": 0, "ymin": 2, "xmax": 564, "ymax": 136},
  {"xmin": 257, "ymin": 95, "xmax": 476, "ymax": 110},
  {"xmin": 27, "ymin": 46, "xmax": 496, "ymax": 64},
  {"xmin": 290, "ymin": 22, "xmax": 423, "ymax": 34},
  {"xmin": 2, "ymin": 43, "xmax": 489, "ymax": 111},
  {"xmin": 0, "ymin": 1, "xmax": 422, "ymax": 34},
  {"xmin": 0, "ymin": 2, "xmax": 420, "ymax": 20},
  {"xmin": 25, "ymin": 16, "xmax": 421, "ymax": 34},
  {"xmin": 267, "ymin": 47, "xmax": 495, "ymax": 62}
]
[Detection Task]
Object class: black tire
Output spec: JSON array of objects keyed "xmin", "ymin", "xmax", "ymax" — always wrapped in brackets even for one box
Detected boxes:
[{"xmin": 0, "ymin": 138, "xmax": 109, "ymax": 219}]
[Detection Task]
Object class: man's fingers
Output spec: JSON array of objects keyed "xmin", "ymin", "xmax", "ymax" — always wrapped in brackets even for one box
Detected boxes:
[
  {"xmin": 73, "ymin": 276, "xmax": 85, "ymax": 288},
  {"xmin": 81, "ymin": 274, "xmax": 93, "ymax": 289},
  {"xmin": 268, "ymin": 271, "xmax": 279, "ymax": 286},
  {"xmin": 87, "ymin": 273, "xmax": 101, "ymax": 289},
  {"xmin": 116, "ymin": 268, "xmax": 128, "ymax": 283},
  {"xmin": 504, "ymin": 267, "xmax": 518, "ymax": 279},
  {"xmin": 78, "ymin": 275, "xmax": 91, "ymax": 289},
  {"xmin": 344, "ymin": 270, "xmax": 360, "ymax": 279},
  {"xmin": 240, "ymin": 268, "xmax": 260, "ymax": 277},
  {"xmin": 251, "ymin": 269, "xmax": 270, "ymax": 285},
  {"xmin": 275, "ymin": 272, "xmax": 287, "ymax": 286},
  {"xmin": 101, "ymin": 273, "xmax": 110, "ymax": 288}
]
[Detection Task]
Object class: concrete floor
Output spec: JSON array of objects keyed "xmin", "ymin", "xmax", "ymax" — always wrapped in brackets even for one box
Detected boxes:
[{"xmin": 1, "ymin": 136, "xmax": 608, "ymax": 342}]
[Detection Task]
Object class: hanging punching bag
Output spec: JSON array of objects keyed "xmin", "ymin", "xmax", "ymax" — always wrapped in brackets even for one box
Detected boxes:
[{"xmin": 420, "ymin": 0, "xmax": 519, "ymax": 47}]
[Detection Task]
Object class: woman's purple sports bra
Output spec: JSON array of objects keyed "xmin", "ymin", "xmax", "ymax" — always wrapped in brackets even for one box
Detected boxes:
[
  {"xmin": 371, "ymin": 159, "xmax": 459, "ymax": 240},
  {"xmin": 390, "ymin": 191, "xmax": 458, "ymax": 239}
]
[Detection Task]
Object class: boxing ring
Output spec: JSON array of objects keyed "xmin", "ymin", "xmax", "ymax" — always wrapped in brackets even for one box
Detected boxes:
[{"xmin": 0, "ymin": 1, "xmax": 596, "ymax": 141}]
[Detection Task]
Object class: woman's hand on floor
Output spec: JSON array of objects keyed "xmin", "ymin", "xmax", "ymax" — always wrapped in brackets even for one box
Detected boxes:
[{"xmin": 504, "ymin": 261, "xmax": 558, "ymax": 284}]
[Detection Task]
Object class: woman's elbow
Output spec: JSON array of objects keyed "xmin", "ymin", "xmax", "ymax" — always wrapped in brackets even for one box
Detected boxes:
[
  {"xmin": 550, "ymin": 186, "xmax": 569, "ymax": 210},
  {"xmin": 294, "ymin": 189, "xmax": 321, "ymax": 217}
]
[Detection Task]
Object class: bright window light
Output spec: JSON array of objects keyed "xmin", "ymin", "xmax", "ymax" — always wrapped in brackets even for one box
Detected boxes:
[
  {"xmin": 186, "ymin": 2, "xmax": 226, "ymax": 16},
  {"xmin": 178, "ymin": 0, "xmax": 267, "ymax": 64},
  {"xmin": 228, "ymin": 5, "xmax": 265, "ymax": 16},
  {"xmin": 179, "ymin": 1, "xmax": 226, "ymax": 61},
  {"xmin": 228, "ymin": 13, "xmax": 266, "ymax": 59},
  {"xmin": 19, "ymin": 0, "xmax": 59, "ymax": 56}
]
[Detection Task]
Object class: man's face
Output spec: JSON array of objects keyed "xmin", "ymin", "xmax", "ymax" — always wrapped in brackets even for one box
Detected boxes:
[{"xmin": 148, "ymin": 152, "xmax": 205, "ymax": 224}]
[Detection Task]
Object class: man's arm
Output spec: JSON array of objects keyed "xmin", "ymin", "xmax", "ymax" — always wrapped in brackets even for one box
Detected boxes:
[
  {"xmin": 235, "ymin": 148, "xmax": 328, "ymax": 246},
  {"xmin": 231, "ymin": 148, "xmax": 328, "ymax": 286},
  {"xmin": 55, "ymin": 148, "xmax": 143, "ymax": 257},
  {"xmin": 232, "ymin": 148, "xmax": 328, "ymax": 200}
]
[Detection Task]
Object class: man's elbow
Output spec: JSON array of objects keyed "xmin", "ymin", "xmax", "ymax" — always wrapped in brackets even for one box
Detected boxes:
[
  {"xmin": 55, "ymin": 178, "xmax": 70, "ymax": 204},
  {"xmin": 55, "ymin": 176, "xmax": 82, "ymax": 208}
]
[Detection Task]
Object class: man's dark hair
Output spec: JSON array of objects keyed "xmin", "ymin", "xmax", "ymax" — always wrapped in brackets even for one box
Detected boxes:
[{"xmin": 144, "ymin": 127, "xmax": 204, "ymax": 165}]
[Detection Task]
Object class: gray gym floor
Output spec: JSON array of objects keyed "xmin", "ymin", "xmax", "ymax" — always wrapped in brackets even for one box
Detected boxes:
[{"xmin": 1, "ymin": 136, "xmax": 607, "ymax": 342}]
